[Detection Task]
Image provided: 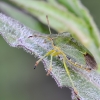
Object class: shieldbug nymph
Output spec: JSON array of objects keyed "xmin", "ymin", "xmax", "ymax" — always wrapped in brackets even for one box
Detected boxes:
[{"xmin": 29, "ymin": 16, "xmax": 97, "ymax": 99}]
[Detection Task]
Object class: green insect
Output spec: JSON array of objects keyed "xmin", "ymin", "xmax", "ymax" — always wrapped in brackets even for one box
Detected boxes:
[{"xmin": 30, "ymin": 16, "xmax": 97, "ymax": 98}]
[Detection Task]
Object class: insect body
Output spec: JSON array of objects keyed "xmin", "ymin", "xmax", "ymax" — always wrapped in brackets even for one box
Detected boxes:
[
  {"xmin": 31, "ymin": 16, "xmax": 97, "ymax": 98},
  {"xmin": 33, "ymin": 32, "xmax": 97, "ymax": 96}
]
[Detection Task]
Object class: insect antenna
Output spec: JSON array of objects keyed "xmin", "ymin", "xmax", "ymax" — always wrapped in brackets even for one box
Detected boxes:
[
  {"xmin": 46, "ymin": 15, "xmax": 52, "ymax": 35},
  {"xmin": 46, "ymin": 15, "xmax": 55, "ymax": 47}
]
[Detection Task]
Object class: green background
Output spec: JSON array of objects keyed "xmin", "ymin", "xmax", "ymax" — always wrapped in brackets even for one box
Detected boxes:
[{"xmin": 0, "ymin": 0, "xmax": 100, "ymax": 100}]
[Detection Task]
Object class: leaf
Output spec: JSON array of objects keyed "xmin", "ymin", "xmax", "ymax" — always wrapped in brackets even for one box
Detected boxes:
[{"xmin": 0, "ymin": 13, "xmax": 100, "ymax": 100}]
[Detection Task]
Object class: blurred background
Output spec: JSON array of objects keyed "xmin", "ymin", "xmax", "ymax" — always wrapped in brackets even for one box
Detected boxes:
[{"xmin": 0, "ymin": 0, "xmax": 100, "ymax": 100}]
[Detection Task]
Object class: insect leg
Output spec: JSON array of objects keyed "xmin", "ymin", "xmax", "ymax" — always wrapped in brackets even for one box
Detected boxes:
[
  {"xmin": 46, "ymin": 55, "xmax": 53, "ymax": 76},
  {"xmin": 63, "ymin": 57, "xmax": 78, "ymax": 95},
  {"xmin": 66, "ymin": 56, "xmax": 91, "ymax": 72},
  {"xmin": 34, "ymin": 50, "xmax": 54, "ymax": 69},
  {"xmin": 46, "ymin": 50, "xmax": 61, "ymax": 76}
]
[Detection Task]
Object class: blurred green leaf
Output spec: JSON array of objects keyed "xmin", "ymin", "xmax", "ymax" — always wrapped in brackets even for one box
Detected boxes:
[
  {"xmin": 57, "ymin": 0, "xmax": 100, "ymax": 47},
  {"xmin": 0, "ymin": 1, "xmax": 49, "ymax": 33}
]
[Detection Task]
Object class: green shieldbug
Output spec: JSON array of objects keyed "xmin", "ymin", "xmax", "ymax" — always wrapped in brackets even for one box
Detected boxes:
[
  {"xmin": 29, "ymin": 16, "xmax": 97, "ymax": 98},
  {"xmin": 33, "ymin": 32, "xmax": 97, "ymax": 95}
]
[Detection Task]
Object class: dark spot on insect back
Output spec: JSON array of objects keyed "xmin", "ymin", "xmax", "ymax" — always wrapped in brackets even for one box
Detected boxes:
[{"xmin": 84, "ymin": 53, "xmax": 97, "ymax": 70}]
